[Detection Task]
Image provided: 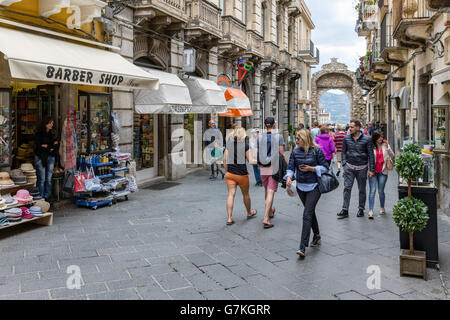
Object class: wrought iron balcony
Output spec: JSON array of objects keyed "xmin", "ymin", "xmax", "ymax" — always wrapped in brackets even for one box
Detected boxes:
[
  {"xmin": 185, "ymin": 0, "xmax": 222, "ymax": 40},
  {"xmin": 298, "ymin": 40, "xmax": 319, "ymax": 64}
]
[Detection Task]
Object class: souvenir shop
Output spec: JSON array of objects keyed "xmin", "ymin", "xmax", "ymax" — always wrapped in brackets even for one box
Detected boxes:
[{"xmin": 0, "ymin": 25, "xmax": 158, "ymax": 226}]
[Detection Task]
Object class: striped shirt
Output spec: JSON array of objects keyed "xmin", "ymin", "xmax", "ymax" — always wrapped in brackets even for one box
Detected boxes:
[{"xmin": 334, "ymin": 131, "xmax": 346, "ymax": 153}]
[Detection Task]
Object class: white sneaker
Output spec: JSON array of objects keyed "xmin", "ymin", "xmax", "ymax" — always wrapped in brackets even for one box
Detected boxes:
[
  {"xmin": 380, "ymin": 208, "xmax": 386, "ymax": 215},
  {"xmin": 368, "ymin": 210, "xmax": 374, "ymax": 219}
]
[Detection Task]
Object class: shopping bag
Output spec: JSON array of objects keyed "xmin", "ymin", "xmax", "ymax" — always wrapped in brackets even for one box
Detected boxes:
[
  {"xmin": 63, "ymin": 170, "xmax": 75, "ymax": 194},
  {"xmin": 127, "ymin": 176, "xmax": 138, "ymax": 193},
  {"xmin": 74, "ymin": 171, "xmax": 86, "ymax": 193},
  {"xmin": 84, "ymin": 167, "xmax": 101, "ymax": 192}
]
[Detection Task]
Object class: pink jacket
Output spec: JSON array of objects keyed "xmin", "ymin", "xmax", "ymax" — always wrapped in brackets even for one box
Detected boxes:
[{"xmin": 315, "ymin": 134, "xmax": 335, "ymax": 161}]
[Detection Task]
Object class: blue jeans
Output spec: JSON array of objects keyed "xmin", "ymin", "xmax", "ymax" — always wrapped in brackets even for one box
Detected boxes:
[
  {"xmin": 369, "ymin": 173, "xmax": 388, "ymax": 211},
  {"xmin": 35, "ymin": 155, "xmax": 55, "ymax": 200},
  {"xmin": 252, "ymin": 164, "xmax": 262, "ymax": 184}
]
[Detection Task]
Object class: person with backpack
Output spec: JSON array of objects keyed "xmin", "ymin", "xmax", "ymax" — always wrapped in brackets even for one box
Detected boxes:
[
  {"xmin": 315, "ymin": 125, "xmax": 335, "ymax": 166},
  {"xmin": 257, "ymin": 117, "xmax": 288, "ymax": 229},
  {"xmin": 285, "ymin": 129, "xmax": 329, "ymax": 258}
]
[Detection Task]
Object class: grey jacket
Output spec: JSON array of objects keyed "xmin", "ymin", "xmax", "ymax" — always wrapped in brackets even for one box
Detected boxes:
[{"xmin": 342, "ymin": 133, "xmax": 375, "ymax": 172}]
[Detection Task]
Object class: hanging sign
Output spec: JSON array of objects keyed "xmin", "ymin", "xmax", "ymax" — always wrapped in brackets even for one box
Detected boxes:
[{"xmin": 238, "ymin": 60, "xmax": 254, "ymax": 85}]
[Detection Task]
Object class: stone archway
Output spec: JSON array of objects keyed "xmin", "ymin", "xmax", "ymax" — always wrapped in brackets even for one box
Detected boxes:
[{"xmin": 312, "ymin": 58, "xmax": 366, "ymax": 124}]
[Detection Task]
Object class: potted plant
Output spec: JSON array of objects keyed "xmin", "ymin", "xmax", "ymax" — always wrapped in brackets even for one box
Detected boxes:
[{"xmin": 393, "ymin": 150, "xmax": 429, "ymax": 280}]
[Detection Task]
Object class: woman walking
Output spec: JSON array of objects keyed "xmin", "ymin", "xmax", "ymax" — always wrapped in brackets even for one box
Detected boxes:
[
  {"xmin": 34, "ymin": 117, "xmax": 59, "ymax": 201},
  {"xmin": 285, "ymin": 129, "xmax": 329, "ymax": 258},
  {"xmin": 315, "ymin": 125, "xmax": 335, "ymax": 166},
  {"xmin": 368, "ymin": 130, "xmax": 394, "ymax": 219},
  {"xmin": 223, "ymin": 127, "xmax": 257, "ymax": 225}
]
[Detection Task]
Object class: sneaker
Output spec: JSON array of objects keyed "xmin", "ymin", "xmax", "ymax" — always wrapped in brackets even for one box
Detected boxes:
[
  {"xmin": 357, "ymin": 209, "xmax": 365, "ymax": 217},
  {"xmin": 368, "ymin": 210, "xmax": 374, "ymax": 219},
  {"xmin": 337, "ymin": 209, "xmax": 349, "ymax": 219},
  {"xmin": 310, "ymin": 234, "xmax": 321, "ymax": 247},
  {"xmin": 296, "ymin": 247, "xmax": 306, "ymax": 258},
  {"xmin": 380, "ymin": 208, "xmax": 386, "ymax": 215},
  {"xmin": 336, "ymin": 169, "xmax": 341, "ymax": 177},
  {"xmin": 209, "ymin": 175, "xmax": 215, "ymax": 180}
]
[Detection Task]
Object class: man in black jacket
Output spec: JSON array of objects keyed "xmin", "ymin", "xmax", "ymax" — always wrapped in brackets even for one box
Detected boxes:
[{"xmin": 337, "ymin": 120, "xmax": 375, "ymax": 219}]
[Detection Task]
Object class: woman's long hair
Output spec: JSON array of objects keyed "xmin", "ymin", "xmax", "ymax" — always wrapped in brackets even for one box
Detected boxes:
[
  {"xmin": 38, "ymin": 116, "xmax": 56, "ymax": 137},
  {"xmin": 371, "ymin": 130, "xmax": 383, "ymax": 149},
  {"xmin": 296, "ymin": 129, "xmax": 317, "ymax": 152},
  {"xmin": 230, "ymin": 127, "xmax": 246, "ymax": 142}
]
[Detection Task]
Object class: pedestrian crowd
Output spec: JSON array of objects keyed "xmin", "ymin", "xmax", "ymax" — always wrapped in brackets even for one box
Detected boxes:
[{"xmin": 206, "ymin": 118, "xmax": 394, "ymax": 258}]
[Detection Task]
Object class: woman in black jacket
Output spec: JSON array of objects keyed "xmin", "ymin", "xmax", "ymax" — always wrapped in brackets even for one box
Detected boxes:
[
  {"xmin": 34, "ymin": 117, "xmax": 59, "ymax": 201},
  {"xmin": 285, "ymin": 129, "xmax": 329, "ymax": 258}
]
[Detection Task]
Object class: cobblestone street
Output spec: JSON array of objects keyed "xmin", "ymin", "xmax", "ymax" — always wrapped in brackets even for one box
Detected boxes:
[{"xmin": 0, "ymin": 167, "xmax": 449, "ymax": 300}]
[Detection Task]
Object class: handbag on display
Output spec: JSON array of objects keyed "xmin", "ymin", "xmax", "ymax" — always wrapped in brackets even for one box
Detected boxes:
[
  {"xmin": 63, "ymin": 170, "xmax": 75, "ymax": 194},
  {"xmin": 84, "ymin": 167, "xmax": 101, "ymax": 192},
  {"xmin": 74, "ymin": 171, "xmax": 86, "ymax": 193}
]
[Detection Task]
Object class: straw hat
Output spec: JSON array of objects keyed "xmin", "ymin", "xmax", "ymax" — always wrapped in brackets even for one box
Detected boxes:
[
  {"xmin": 34, "ymin": 200, "xmax": 50, "ymax": 213},
  {"xmin": 0, "ymin": 172, "xmax": 14, "ymax": 187},
  {"xmin": 10, "ymin": 169, "xmax": 27, "ymax": 185},
  {"xmin": 0, "ymin": 196, "xmax": 6, "ymax": 210},
  {"xmin": 20, "ymin": 163, "xmax": 36, "ymax": 173}
]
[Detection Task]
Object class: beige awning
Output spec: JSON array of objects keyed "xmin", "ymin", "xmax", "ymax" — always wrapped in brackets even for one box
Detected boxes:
[
  {"xmin": 391, "ymin": 86, "xmax": 411, "ymax": 109},
  {"xmin": 429, "ymin": 66, "xmax": 450, "ymax": 85},
  {"xmin": 182, "ymin": 77, "xmax": 228, "ymax": 114},
  {"xmin": 0, "ymin": 26, "xmax": 159, "ymax": 90},
  {"xmin": 134, "ymin": 68, "xmax": 192, "ymax": 114}
]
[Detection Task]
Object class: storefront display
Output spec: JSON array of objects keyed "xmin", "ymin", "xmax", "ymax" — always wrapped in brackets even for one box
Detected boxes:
[
  {"xmin": 78, "ymin": 92, "xmax": 111, "ymax": 154},
  {"xmin": 433, "ymin": 106, "xmax": 447, "ymax": 152},
  {"xmin": 0, "ymin": 89, "xmax": 12, "ymax": 167},
  {"xmin": 133, "ymin": 114, "xmax": 155, "ymax": 170}
]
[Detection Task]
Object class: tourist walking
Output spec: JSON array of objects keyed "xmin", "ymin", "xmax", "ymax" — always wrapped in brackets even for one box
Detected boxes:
[
  {"xmin": 211, "ymin": 141, "xmax": 225, "ymax": 179},
  {"xmin": 205, "ymin": 120, "xmax": 222, "ymax": 180},
  {"xmin": 310, "ymin": 121, "xmax": 321, "ymax": 141},
  {"xmin": 223, "ymin": 127, "xmax": 257, "ymax": 225},
  {"xmin": 368, "ymin": 131, "xmax": 394, "ymax": 219},
  {"xmin": 257, "ymin": 117, "xmax": 288, "ymax": 229},
  {"xmin": 337, "ymin": 120, "xmax": 375, "ymax": 219},
  {"xmin": 334, "ymin": 125, "xmax": 346, "ymax": 176},
  {"xmin": 250, "ymin": 129, "xmax": 263, "ymax": 187},
  {"xmin": 35, "ymin": 117, "xmax": 59, "ymax": 201},
  {"xmin": 315, "ymin": 125, "xmax": 335, "ymax": 166},
  {"xmin": 285, "ymin": 129, "xmax": 329, "ymax": 258}
]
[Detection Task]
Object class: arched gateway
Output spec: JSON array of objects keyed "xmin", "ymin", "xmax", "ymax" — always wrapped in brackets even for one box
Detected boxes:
[{"xmin": 311, "ymin": 58, "xmax": 367, "ymax": 124}]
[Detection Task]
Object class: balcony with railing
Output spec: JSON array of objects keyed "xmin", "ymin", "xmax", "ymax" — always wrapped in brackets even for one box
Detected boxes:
[
  {"xmin": 219, "ymin": 15, "xmax": 247, "ymax": 53},
  {"xmin": 298, "ymin": 40, "xmax": 319, "ymax": 64},
  {"xmin": 380, "ymin": 21, "xmax": 409, "ymax": 65},
  {"xmin": 245, "ymin": 30, "xmax": 264, "ymax": 58},
  {"xmin": 369, "ymin": 39, "xmax": 390, "ymax": 79},
  {"xmin": 393, "ymin": 0, "xmax": 434, "ymax": 48},
  {"xmin": 185, "ymin": 0, "xmax": 222, "ymax": 40},
  {"xmin": 135, "ymin": 0, "xmax": 187, "ymax": 23},
  {"xmin": 354, "ymin": 0, "xmax": 378, "ymax": 36}
]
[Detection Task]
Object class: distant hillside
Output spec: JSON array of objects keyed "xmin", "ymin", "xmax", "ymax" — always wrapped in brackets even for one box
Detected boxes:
[{"xmin": 319, "ymin": 91, "xmax": 350, "ymax": 124}]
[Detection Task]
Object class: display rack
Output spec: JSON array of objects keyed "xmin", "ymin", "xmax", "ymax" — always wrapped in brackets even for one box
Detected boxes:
[{"xmin": 75, "ymin": 155, "xmax": 130, "ymax": 210}]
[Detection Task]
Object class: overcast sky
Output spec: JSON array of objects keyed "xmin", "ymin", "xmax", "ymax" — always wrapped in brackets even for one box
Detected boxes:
[{"xmin": 305, "ymin": 0, "xmax": 366, "ymax": 74}]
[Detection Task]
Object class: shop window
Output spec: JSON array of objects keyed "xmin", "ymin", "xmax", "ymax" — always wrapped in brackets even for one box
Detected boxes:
[
  {"xmin": 133, "ymin": 114, "xmax": 155, "ymax": 170},
  {"xmin": 0, "ymin": 89, "xmax": 12, "ymax": 167},
  {"xmin": 433, "ymin": 105, "xmax": 448, "ymax": 152},
  {"xmin": 77, "ymin": 92, "xmax": 111, "ymax": 154}
]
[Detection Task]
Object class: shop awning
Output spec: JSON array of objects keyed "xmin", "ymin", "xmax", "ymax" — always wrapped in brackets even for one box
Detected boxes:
[
  {"xmin": 134, "ymin": 68, "xmax": 192, "ymax": 114},
  {"xmin": 182, "ymin": 77, "xmax": 228, "ymax": 113},
  {"xmin": 218, "ymin": 87, "xmax": 253, "ymax": 117},
  {"xmin": 0, "ymin": 26, "xmax": 159, "ymax": 90},
  {"xmin": 429, "ymin": 66, "xmax": 450, "ymax": 85},
  {"xmin": 433, "ymin": 92, "xmax": 450, "ymax": 107},
  {"xmin": 391, "ymin": 86, "xmax": 410, "ymax": 109}
]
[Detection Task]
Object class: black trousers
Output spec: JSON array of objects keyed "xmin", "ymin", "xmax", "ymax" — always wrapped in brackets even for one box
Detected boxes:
[{"xmin": 297, "ymin": 186, "xmax": 321, "ymax": 249}]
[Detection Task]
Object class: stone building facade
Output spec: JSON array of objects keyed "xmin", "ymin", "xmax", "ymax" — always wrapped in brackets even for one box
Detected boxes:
[
  {"xmin": 355, "ymin": 0, "xmax": 450, "ymax": 212},
  {"xmin": 105, "ymin": 0, "xmax": 319, "ymax": 183}
]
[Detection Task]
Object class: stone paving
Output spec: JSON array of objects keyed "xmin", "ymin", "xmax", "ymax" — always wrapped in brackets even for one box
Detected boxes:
[{"xmin": 0, "ymin": 166, "xmax": 449, "ymax": 300}]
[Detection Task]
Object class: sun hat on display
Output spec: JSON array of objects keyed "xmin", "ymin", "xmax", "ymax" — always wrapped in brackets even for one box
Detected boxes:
[
  {"xmin": 5, "ymin": 208, "xmax": 22, "ymax": 217},
  {"xmin": 2, "ymin": 194, "xmax": 18, "ymax": 207},
  {"xmin": 29, "ymin": 206, "xmax": 43, "ymax": 217},
  {"xmin": 13, "ymin": 189, "xmax": 33, "ymax": 203},
  {"xmin": 20, "ymin": 163, "xmax": 36, "ymax": 173},
  {"xmin": 0, "ymin": 196, "xmax": 6, "ymax": 210},
  {"xmin": 10, "ymin": 169, "xmax": 27, "ymax": 185},
  {"xmin": 34, "ymin": 200, "xmax": 50, "ymax": 213},
  {"xmin": 20, "ymin": 207, "xmax": 34, "ymax": 219},
  {"xmin": 28, "ymin": 187, "xmax": 42, "ymax": 200},
  {"xmin": 0, "ymin": 172, "xmax": 15, "ymax": 187}
]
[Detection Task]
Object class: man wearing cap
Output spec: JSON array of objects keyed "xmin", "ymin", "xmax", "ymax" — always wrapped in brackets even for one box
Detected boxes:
[{"xmin": 256, "ymin": 117, "xmax": 288, "ymax": 229}]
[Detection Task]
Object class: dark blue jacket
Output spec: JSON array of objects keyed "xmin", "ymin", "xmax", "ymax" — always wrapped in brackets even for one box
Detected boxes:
[
  {"xmin": 287, "ymin": 146, "xmax": 329, "ymax": 184},
  {"xmin": 342, "ymin": 133, "xmax": 375, "ymax": 172}
]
